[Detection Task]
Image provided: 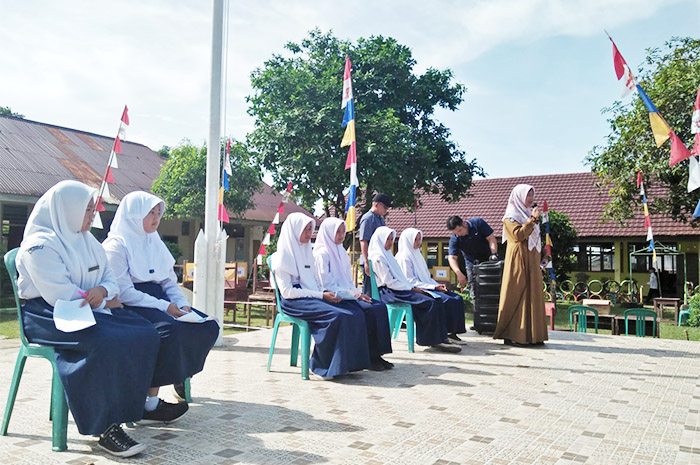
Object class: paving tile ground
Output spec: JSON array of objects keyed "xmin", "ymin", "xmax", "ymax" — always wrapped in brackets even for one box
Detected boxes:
[{"xmin": 1, "ymin": 328, "xmax": 699, "ymax": 464}]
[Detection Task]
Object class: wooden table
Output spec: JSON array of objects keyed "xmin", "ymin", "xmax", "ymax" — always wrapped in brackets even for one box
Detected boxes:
[
  {"xmin": 223, "ymin": 300, "xmax": 277, "ymax": 329},
  {"xmin": 653, "ymin": 297, "xmax": 681, "ymax": 322},
  {"xmin": 573, "ymin": 313, "xmax": 618, "ymax": 334}
]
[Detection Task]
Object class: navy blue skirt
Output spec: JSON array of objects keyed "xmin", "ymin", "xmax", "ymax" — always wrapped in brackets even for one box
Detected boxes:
[
  {"xmin": 280, "ymin": 296, "xmax": 370, "ymax": 377},
  {"xmin": 336, "ymin": 298, "xmax": 392, "ymax": 360},
  {"xmin": 22, "ymin": 298, "xmax": 160, "ymax": 435},
  {"xmin": 433, "ymin": 291, "xmax": 466, "ymax": 334},
  {"xmin": 128, "ymin": 282, "xmax": 219, "ymax": 387},
  {"xmin": 378, "ymin": 287, "xmax": 448, "ymax": 347}
]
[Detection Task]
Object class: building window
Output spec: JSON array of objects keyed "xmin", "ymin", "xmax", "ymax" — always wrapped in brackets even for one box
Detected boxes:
[
  {"xmin": 629, "ymin": 242, "xmax": 651, "ymax": 273},
  {"xmin": 426, "ymin": 242, "xmax": 438, "ymax": 268},
  {"xmin": 441, "ymin": 242, "xmax": 449, "ymax": 266},
  {"xmin": 181, "ymin": 221, "xmax": 190, "ymax": 236},
  {"xmin": 584, "ymin": 244, "xmax": 614, "ymax": 272}
]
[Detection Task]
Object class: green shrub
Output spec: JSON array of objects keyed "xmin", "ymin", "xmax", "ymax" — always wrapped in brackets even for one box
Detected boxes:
[{"xmin": 688, "ymin": 294, "xmax": 700, "ymax": 327}]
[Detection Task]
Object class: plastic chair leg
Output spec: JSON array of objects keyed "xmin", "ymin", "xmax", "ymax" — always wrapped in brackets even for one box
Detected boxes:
[
  {"xmin": 300, "ymin": 328, "xmax": 311, "ymax": 380},
  {"xmin": 1, "ymin": 350, "xmax": 27, "ymax": 436},
  {"xmin": 183, "ymin": 377, "xmax": 192, "ymax": 403},
  {"xmin": 267, "ymin": 318, "xmax": 281, "ymax": 372},
  {"xmin": 405, "ymin": 309, "xmax": 415, "ymax": 353},
  {"xmin": 290, "ymin": 324, "xmax": 300, "ymax": 367},
  {"xmin": 49, "ymin": 364, "xmax": 67, "ymax": 452}
]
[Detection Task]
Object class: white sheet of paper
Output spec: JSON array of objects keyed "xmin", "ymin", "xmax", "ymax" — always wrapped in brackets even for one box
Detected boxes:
[
  {"xmin": 334, "ymin": 290, "xmax": 358, "ymax": 300},
  {"xmin": 53, "ymin": 299, "xmax": 96, "ymax": 332},
  {"xmin": 424, "ymin": 290, "xmax": 441, "ymax": 299},
  {"xmin": 177, "ymin": 311, "xmax": 207, "ymax": 323}
]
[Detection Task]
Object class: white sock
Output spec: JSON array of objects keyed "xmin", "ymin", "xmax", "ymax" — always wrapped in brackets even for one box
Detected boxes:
[{"xmin": 144, "ymin": 396, "xmax": 159, "ymax": 412}]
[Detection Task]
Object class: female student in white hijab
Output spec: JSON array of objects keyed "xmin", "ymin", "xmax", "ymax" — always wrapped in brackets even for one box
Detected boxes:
[
  {"xmin": 368, "ymin": 226, "xmax": 461, "ymax": 353},
  {"xmin": 396, "ymin": 227, "xmax": 467, "ymax": 342},
  {"xmin": 314, "ymin": 217, "xmax": 394, "ymax": 371},
  {"xmin": 493, "ymin": 184, "xmax": 548, "ymax": 347},
  {"xmin": 16, "ymin": 180, "xmax": 160, "ymax": 457},
  {"xmin": 270, "ymin": 212, "xmax": 371, "ymax": 378},
  {"xmin": 103, "ymin": 191, "xmax": 218, "ymax": 419}
]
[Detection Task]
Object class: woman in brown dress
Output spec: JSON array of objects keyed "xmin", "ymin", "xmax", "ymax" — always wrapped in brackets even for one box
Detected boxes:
[{"xmin": 494, "ymin": 184, "xmax": 548, "ymax": 346}]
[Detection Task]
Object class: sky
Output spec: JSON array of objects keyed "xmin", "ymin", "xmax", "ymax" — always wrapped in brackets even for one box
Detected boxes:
[{"xmin": 1, "ymin": 0, "xmax": 698, "ymax": 183}]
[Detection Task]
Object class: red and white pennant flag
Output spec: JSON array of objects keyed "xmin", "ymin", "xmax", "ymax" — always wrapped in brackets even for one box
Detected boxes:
[{"xmin": 256, "ymin": 182, "xmax": 293, "ymax": 264}]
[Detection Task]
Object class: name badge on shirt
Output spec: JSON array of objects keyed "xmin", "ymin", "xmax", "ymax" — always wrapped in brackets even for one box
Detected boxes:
[
  {"xmin": 304, "ymin": 265, "xmax": 311, "ymax": 269},
  {"xmin": 88, "ymin": 265, "xmax": 99, "ymax": 272},
  {"xmin": 149, "ymin": 269, "xmax": 155, "ymax": 274}
]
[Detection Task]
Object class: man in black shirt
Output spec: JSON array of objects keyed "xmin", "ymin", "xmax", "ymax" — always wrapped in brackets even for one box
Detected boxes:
[{"xmin": 446, "ymin": 215, "xmax": 499, "ymax": 289}]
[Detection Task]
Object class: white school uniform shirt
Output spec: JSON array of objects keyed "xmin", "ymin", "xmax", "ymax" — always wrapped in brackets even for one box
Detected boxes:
[
  {"xmin": 102, "ymin": 191, "xmax": 189, "ymax": 312},
  {"xmin": 368, "ymin": 226, "xmax": 413, "ymax": 291},
  {"xmin": 270, "ymin": 212, "xmax": 324, "ymax": 300},
  {"xmin": 396, "ymin": 227, "xmax": 440, "ymax": 290},
  {"xmin": 313, "ymin": 217, "xmax": 361, "ymax": 296},
  {"xmin": 17, "ymin": 180, "xmax": 117, "ymax": 309}
]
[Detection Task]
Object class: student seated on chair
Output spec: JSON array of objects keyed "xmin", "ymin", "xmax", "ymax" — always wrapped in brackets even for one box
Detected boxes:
[
  {"xmin": 313, "ymin": 217, "xmax": 394, "ymax": 371},
  {"xmin": 368, "ymin": 226, "xmax": 461, "ymax": 354},
  {"xmin": 270, "ymin": 212, "xmax": 371, "ymax": 379},
  {"xmin": 102, "ymin": 191, "xmax": 218, "ymax": 420},
  {"xmin": 16, "ymin": 180, "xmax": 159, "ymax": 457},
  {"xmin": 396, "ymin": 227, "xmax": 467, "ymax": 342}
]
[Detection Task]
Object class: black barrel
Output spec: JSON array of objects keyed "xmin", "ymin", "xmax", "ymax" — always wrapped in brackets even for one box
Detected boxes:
[{"xmin": 473, "ymin": 260, "xmax": 504, "ymax": 335}]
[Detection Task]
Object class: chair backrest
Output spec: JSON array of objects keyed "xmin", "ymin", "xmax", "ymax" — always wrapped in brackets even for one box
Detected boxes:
[
  {"xmin": 266, "ymin": 255, "xmax": 285, "ymax": 316},
  {"xmin": 4, "ymin": 248, "xmax": 29, "ymax": 346},
  {"xmin": 624, "ymin": 308, "xmax": 657, "ymax": 337},
  {"xmin": 367, "ymin": 259, "xmax": 380, "ymax": 300}
]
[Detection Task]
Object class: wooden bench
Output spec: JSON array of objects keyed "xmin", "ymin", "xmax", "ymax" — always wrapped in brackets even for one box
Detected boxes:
[
  {"xmin": 223, "ymin": 300, "xmax": 277, "ymax": 329},
  {"xmin": 653, "ymin": 297, "xmax": 681, "ymax": 322}
]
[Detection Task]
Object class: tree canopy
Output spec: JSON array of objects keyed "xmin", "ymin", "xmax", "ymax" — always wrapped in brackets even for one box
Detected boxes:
[
  {"xmin": 0, "ymin": 106, "xmax": 24, "ymax": 118},
  {"xmin": 586, "ymin": 37, "xmax": 700, "ymax": 225},
  {"xmin": 152, "ymin": 141, "xmax": 261, "ymax": 220},
  {"xmin": 247, "ymin": 29, "xmax": 483, "ymax": 217},
  {"xmin": 542, "ymin": 210, "xmax": 578, "ymax": 283}
]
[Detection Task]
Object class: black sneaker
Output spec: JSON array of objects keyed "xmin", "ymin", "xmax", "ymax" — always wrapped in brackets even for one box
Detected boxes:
[
  {"xmin": 98, "ymin": 424, "xmax": 146, "ymax": 457},
  {"xmin": 173, "ymin": 382, "xmax": 187, "ymax": 402},
  {"xmin": 139, "ymin": 399, "xmax": 189, "ymax": 424},
  {"xmin": 448, "ymin": 333, "xmax": 462, "ymax": 342},
  {"xmin": 379, "ymin": 357, "xmax": 394, "ymax": 369}
]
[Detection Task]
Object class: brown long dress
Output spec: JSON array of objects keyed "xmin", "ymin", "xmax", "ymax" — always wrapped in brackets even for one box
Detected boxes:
[{"xmin": 493, "ymin": 217, "xmax": 548, "ymax": 344}]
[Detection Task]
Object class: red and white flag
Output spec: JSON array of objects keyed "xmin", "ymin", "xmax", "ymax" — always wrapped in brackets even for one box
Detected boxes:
[
  {"xmin": 692, "ymin": 85, "xmax": 700, "ymax": 134},
  {"xmin": 608, "ymin": 35, "xmax": 636, "ymax": 97}
]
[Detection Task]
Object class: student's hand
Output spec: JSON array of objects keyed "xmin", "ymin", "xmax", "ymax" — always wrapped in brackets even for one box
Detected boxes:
[
  {"xmin": 531, "ymin": 206, "xmax": 541, "ymax": 219},
  {"xmin": 412, "ymin": 287, "xmax": 427, "ymax": 295},
  {"xmin": 180, "ymin": 306, "xmax": 192, "ymax": 313},
  {"xmin": 435, "ymin": 284, "xmax": 447, "ymax": 292},
  {"xmin": 81, "ymin": 286, "xmax": 107, "ymax": 308},
  {"xmin": 167, "ymin": 303, "xmax": 187, "ymax": 318},
  {"xmin": 363, "ymin": 262, "xmax": 370, "ymax": 277},
  {"xmin": 358, "ymin": 294, "xmax": 373, "ymax": 303},
  {"xmin": 104, "ymin": 297, "xmax": 122, "ymax": 309},
  {"xmin": 456, "ymin": 272, "xmax": 467, "ymax": 287},
  {"xmin": 323, "ymin": 291, "xmax": 342, "ymax": 303}
]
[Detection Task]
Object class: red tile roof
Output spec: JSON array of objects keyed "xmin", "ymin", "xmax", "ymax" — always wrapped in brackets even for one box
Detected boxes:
[{"xmin": 384, "ymin": 172, "xmax": 700, "ymax": 240}]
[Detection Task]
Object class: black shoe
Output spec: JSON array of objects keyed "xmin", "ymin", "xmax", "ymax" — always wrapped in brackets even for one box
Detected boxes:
[
  {"xmin": 448, "ymin": 333, "xmax": 462, "ymax": 342},
  {"xmin": 431, "ymin": 342, "xmax": 462, "ymax": 353},
  {"xmin": 379, "ymin": 357, "xmax": 394, "ymax": 369},
  {"xmin": 140, "ymin": 399, "xmax": 189, "ymax": 424},
  {"xmin": 173, "ymin": 382, "xmax": 187, "ymax": 402},
  {"xmin": 504, "ymin": 339, "xmax": 513, "ymax": 346},
  {"xmin": 369, "ymin": 359, "xmax": 385, "ymax": 371},
  {"xmin": 98, "ymin": 424, "xmax": 146, "ymax": 457}
]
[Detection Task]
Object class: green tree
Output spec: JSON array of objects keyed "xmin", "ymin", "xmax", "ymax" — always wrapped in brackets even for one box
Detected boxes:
[
  {"xmin": 542, "ymin": 210, "xmax": 578, "ymax": 283},
  {"xmin": 152, "ymin": 140, "xmax": 262, "ymax": 220},
  {"xmin": 586, "ymin": 37, "xmax": 700, "ymax": 224},
  {"xmin": 0, "ymin": 106, "xmax": 24, "ymax": 118},
  {"xmin": 248, "ymin": 29, "xmax": 483, "ymax": 217}
]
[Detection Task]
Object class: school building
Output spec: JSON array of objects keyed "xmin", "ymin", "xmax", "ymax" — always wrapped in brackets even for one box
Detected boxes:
[
  {"xmin": 0, "ymin": 114, "xmax": 313, "ymax": 282},
  {"xmin": 384, "ymin": 173, "xmax": 700, "ymax": 298}
]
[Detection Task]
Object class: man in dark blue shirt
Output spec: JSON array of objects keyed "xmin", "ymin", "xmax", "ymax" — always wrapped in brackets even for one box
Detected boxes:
[
  {"xmin": 359, "ymin": 193, "xmax": 391, "ymax": 295},
  {"xmin": 446, "ymin": 216, "xmax": 499, "ymax": 289}
]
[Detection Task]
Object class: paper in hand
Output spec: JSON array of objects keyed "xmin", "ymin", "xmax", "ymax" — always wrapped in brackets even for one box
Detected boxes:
[
  {"xmin": 53, "ymin": 299, "xmax": 96, "ymax": 332},
  {"xmin": 177, "ymin": 311, "xmax": 208, "ymax": 323}
]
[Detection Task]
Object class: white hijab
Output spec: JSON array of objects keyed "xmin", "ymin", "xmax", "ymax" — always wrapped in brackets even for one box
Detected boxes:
[
  {"xmin": 313, "ymin": 217, "xmax": 354, "ymax": 289},
  {"xmin": 396, "ymin": 227, "xmax": 435, "ymax": 284},
  {"xmin": 270, "ymin": 212, "xmax": 321, "ymax": 291},
  {"xmin": 502, "ymin": 183, "xmax": 541, "ymax": 252},
  {"xmin": 18, "ymin": 180, "xmax": 108, "ymax": 290},
  {"xmin": 368, "ymin": 226, "xmax": 413, "ymax": 288},
  {"xmin": 103, "ymin": 191, "xmax": 174, "ymax": 282}
]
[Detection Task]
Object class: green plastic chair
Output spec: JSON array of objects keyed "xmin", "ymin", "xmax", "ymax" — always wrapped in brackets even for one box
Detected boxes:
[
  {"xmin": 624, "ymin": 308, "xmax": 657, "ymax": 337},
  {"xmin": 266, "ymin": 256, "xmax": 311, "ymax": 380},
  {"xmin": 1, "ymin": 248, "xmax": 68, "ymax": 452},
  {"xmin": 678, "ymin": 308, "xmax": 690, "ymax": 326},
  {"xmin": 368, "ymin": 260, "xmax": 414, "ymax": 353},
  {"xmin": 568, "ymin": 305, "xmax": 599, "ymax": 333}
]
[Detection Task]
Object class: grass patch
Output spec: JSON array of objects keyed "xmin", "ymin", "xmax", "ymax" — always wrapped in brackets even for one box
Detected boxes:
[{"xmin": 0, "ymin": 309, "xmax": 20, "ymax": 339}]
